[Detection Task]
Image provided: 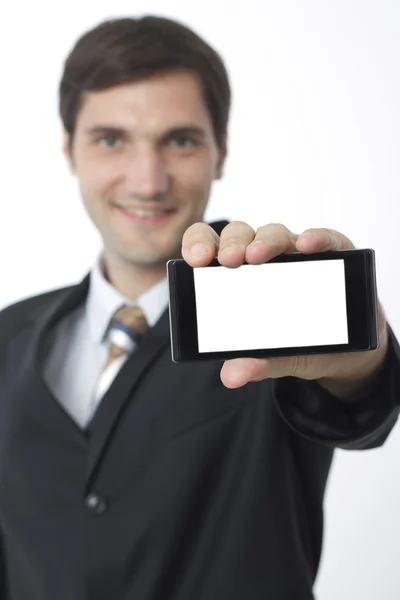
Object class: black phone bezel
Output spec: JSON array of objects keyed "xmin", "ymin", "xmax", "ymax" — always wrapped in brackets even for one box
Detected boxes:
[{"xmin": 167, "ymin": 249, "xmax": 379, "ymax": 363}]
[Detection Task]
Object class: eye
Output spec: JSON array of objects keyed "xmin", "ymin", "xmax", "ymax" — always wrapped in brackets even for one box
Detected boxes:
[
  {"xmin": 99, "ymin": 135, "xmax": 121, "ymax": 148},
  {"xmin": 170, "ymin": 136, "xmax": 196, "ymax": 149}
]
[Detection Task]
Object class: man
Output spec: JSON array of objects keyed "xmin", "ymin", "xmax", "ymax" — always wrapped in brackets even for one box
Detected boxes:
[{"xmin": 0, "ymin": 14, "xmax": 398, "ymax": 600}]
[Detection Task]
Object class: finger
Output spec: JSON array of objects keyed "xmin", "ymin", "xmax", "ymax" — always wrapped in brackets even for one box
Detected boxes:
[
  {"xmin": 220, "ymin": 357, "xmax": 270, "ymax": 388},
  {"xmin": 245, "ymin": 223, "xmax": 299, "ymax": 264},
  {"xmin": 296, "ymin": 228, "xmax": 355, "ymax": 253},
  {"xmin": 221, "ymin": 354, "xmax": 311, "ymax": 388},
  {"xmin": 217, "ymin": 221, "xmax": 256, "ymax": 267},
  {"xmin": 181, "ymin": 222, "xmax": 220, "ymax": 267}
]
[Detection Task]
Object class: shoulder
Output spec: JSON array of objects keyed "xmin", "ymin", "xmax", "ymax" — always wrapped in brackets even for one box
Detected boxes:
[{"xmin": 0, "ymin": 285, "xmax": 76, "ymax": 339}]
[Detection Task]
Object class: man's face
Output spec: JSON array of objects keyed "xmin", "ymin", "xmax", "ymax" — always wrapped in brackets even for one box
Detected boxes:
[{"xmin": 63, "ymin": 70, "xmax": 227, "ymax": 271}]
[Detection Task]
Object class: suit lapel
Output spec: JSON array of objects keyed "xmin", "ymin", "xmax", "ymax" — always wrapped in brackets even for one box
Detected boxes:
[
  {"xmin": 85, "ymin": 308, "xmax": 171, "ymax": 482},
  {"xmin": 6, "ymin": 274, "xmax": 91, "ymax": 444}
]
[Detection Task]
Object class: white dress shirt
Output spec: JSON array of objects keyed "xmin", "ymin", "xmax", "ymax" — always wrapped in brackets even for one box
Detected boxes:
[{"xmin": 43, "ymin": 255, "xmax": 169, "ymax": 429}]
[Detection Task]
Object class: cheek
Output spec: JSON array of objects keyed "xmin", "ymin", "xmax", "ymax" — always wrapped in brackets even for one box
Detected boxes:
[
  {"xmin": 174, "ymin": 160, "xmax": 214, "ymax": 200},
  {"xmin": 77, "ymin": 160, "xmax": 119, "ymax": 198}
]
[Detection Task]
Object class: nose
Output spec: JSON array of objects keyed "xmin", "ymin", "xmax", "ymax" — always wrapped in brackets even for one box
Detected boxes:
[{"xmin": 124, "ymin": 147, "xmax": 169, "ymax": 199}]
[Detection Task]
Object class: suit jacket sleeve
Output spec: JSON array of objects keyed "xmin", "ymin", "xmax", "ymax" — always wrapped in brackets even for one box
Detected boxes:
[{"xmin": 272, "ymin": 323, "xmax": 400, "ymax": 449}]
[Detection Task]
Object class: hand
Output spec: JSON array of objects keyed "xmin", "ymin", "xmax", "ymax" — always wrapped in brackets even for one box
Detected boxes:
[{"xmin": 181, "ymin": 221, "xmax": 389, "ymax": 393}]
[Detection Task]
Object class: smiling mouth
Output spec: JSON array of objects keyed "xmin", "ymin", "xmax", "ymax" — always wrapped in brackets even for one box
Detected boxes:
[{"xmin": 113, "ymin": 204, "xmax": 177, "ymax": 223}]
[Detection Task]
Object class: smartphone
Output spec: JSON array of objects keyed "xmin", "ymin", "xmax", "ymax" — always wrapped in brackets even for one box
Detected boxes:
[{"xmin": 166, "ymin": 249, "xmax": 380, "ymax": 363}]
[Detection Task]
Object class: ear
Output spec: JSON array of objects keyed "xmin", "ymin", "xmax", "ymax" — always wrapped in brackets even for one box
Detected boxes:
[
  {"xmin": 62, "ymin": 131, "xmax": 76, "ymax": 176},
  {"xmin": 215, "ymin": 135, "xmax": 228, "ymax": 180}
]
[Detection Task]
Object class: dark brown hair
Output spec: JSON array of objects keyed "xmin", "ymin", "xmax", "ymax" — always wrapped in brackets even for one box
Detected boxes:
[{"xmin": 59, "ymin": 16, "xmax": 231, "ymax": 149}]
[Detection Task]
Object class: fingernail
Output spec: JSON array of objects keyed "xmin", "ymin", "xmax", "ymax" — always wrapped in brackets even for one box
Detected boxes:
[{"xmin": 191, "ymin": 243, "xmax": 209, "ymax": 256}]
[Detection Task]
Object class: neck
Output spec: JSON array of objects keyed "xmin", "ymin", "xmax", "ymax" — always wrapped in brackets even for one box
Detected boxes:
[{"xmin": 100, "ymin": 252, "xmax": 166, "ymax": 300}]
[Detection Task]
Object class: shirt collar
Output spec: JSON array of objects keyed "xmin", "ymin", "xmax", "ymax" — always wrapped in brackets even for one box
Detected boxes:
[{"xmin": 86, "ymin": 253, "xmax": 169, "ymax": 344}]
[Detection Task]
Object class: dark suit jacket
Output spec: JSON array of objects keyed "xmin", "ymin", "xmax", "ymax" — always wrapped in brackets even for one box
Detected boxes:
[{"xmin": 0, "ymin": 220, "xmax": 399, "ymax": 600}]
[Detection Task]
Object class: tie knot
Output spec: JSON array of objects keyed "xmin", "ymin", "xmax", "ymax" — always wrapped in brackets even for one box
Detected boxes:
[{"xmin": 111, "ymin": 304, "xmax": 148, "ymax": 340}]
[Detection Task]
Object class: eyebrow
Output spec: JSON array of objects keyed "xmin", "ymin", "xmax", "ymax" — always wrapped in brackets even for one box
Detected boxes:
[{"xmin": 84, "ymin": 125, "xmax": 207, "ymax": 141}]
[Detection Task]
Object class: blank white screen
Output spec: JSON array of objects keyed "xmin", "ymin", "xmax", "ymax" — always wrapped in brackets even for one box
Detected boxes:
[{"xmin": 193, "ymin": 259, "xmax": 348, "ymax": 353}]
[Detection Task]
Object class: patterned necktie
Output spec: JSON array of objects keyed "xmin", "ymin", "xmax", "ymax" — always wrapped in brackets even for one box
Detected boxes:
[
  {"xmin": 102, "ymin": 304, "xmax": 148, "ymax": 372},
  {"xmin": 87, "ymin": 304, "xmax": 148, "ymax": 426}
]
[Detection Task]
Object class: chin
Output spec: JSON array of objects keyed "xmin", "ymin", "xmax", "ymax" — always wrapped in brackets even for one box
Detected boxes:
[{"xmin": 122, "ymin": 247, "xmax": 176, "ymax": 269}]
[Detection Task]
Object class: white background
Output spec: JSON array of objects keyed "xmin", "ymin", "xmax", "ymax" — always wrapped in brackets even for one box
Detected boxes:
[{"xmin": 1, "ymin": 1, "xmax": 399, "ymax": 598}]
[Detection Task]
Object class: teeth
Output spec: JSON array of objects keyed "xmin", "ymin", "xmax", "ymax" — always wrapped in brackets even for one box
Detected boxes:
[{"xmin": 125, "ymin": 208, "xmax": 167, "ymax": 217}]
